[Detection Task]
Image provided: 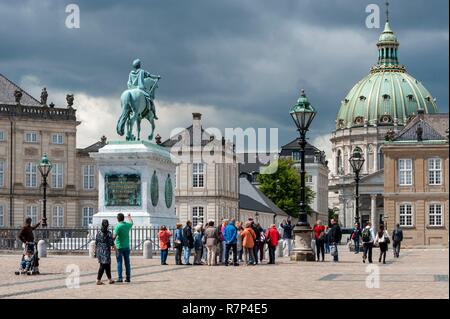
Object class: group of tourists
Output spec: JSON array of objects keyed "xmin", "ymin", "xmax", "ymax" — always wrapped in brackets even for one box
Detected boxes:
[
  {"xmin": 161, "ymin": 217, "xmax": 289, "ymax": 267},
  {"xmin": 312, "ymin": 218, "xmax": 342, "ymax": 262},
  {"xmin": 15, "ymin": 213, "xmax": 405, "ymax": 285},
  {"xmin": 350, "ymin": 221, "xmax": 404, "ymax": 264}
]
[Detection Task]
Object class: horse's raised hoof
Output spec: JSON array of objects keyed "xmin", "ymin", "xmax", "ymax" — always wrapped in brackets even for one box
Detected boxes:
[{"xmin": 148, "ymin": 134, "xmax": 154, "ymax": 141}]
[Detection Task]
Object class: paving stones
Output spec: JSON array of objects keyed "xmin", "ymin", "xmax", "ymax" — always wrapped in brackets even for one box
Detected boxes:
[{"xmin": 0, "ymin": 248, "xmax": 447, "ymax": 299}]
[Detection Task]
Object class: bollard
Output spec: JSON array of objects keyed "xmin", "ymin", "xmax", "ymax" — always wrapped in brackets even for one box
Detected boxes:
[
  {"xmin": 89, "ymin": 240, "xmax": 96, "ymax": 258},
  {"xmin": 37, "ymin": 240, "xmax": 47, "ymax": 258},
  {"xmin": 276, "ymin": 240, "xmax": 284, "ymax": 257},
  {"xmin": 143, "ymin": 240, "xmax": 153, "ymax": 259}
]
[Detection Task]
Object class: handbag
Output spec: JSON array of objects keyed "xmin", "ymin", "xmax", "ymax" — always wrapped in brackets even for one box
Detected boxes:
[{"xmin": 330, "ymin": 245, "xmax": 337, "ymax": 257}]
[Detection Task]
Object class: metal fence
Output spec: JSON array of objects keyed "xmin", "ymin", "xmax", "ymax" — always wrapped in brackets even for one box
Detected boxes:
[{"xmin": 0, "ymin": 226, "xmax": 177, "ymax": 252}]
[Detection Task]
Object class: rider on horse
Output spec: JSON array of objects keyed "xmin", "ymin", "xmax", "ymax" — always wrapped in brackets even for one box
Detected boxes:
[{"xmin": 127, "ymin": 59, "xmax": 160, "ymax": 120}]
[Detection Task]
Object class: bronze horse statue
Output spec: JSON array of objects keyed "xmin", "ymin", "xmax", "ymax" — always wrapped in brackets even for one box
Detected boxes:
[{"xmin": 116, "ymin": 77, "xmax": 158, "ymax": 141}]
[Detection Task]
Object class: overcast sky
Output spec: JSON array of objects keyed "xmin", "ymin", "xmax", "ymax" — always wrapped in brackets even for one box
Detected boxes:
[{"xmin": 0, "ymin": 0, "xmax": 448, "ymax": 158}]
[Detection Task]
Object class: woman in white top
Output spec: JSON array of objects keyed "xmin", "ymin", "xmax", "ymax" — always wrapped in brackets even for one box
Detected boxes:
[{"xmin": 374, "ymin": 224, "xmax": 390, "ymax": 264}]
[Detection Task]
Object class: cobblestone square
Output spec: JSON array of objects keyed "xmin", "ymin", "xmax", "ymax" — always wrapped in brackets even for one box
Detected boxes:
[{"xmin": 0, "ymin": 248, "xmax": 447, "ymax": 299}]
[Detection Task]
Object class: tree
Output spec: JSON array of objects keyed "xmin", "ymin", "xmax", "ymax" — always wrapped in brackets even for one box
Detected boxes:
[
  {"xmin": 328, "ymin": 208, "xmax": 339, "ymax": 227},
  {"xmin": 258, "ymin": 159, "xmax": 316, "ymax": 218}
]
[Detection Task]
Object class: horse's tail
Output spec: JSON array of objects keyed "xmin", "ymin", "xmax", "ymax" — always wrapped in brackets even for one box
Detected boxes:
[{"xmin": 116, "ymin": 91, "xmax": 130, "ymax": 136}]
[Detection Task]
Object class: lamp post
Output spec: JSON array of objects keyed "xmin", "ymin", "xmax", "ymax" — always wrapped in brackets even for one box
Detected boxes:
[
  {"xmin": 349, "ymin": 147, "xmax": 365, "ymax": 225},
  {"xmin": 289, "ymin": 89, "xmax": 317, "ymax": 262},
  {"xmin": 38, "ymin": 153, "xmax": 52, "ymax": 227}
]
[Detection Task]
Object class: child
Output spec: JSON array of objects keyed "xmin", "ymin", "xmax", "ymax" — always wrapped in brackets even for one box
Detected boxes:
[{"xmin": 21, "ymin": 249, "xmax": 33, "ymax": 271}]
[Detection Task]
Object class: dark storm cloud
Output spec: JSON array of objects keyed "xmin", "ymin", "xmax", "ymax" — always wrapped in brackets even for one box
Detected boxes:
[{"xmin": 0, "ymin": 0, "xmax": 448, "ymax": 149}]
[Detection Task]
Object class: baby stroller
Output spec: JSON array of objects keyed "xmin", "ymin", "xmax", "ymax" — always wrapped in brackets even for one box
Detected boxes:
[{"xmin": 15, "ymin": 242, "xmax": 40, "ymax": 275}]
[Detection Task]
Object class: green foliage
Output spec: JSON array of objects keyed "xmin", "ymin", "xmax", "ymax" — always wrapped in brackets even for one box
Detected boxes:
[
  {"xmin": 258, "ymin": 159, "xmax": 316, "ymax": 218},
  {"xmin": 328, "ymin": 208, "xmax": 339, "ymax": 226}
]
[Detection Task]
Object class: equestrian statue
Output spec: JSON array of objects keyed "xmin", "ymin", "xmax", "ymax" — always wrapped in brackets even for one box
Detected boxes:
[{"xmin": 116, "ymin": 59, "xmax": 161, "ymax": 141}]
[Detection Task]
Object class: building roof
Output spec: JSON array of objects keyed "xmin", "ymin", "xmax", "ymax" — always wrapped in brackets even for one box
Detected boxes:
[
  {"xmin": 238, "ymin": 153, "xmax": 278, "ymax": 175},
  {"xmin": 0, "ymin": 73, "xmax": 77, "ymax": 121},
  {"xmin": 161, "ymin": 125, "xmax": 214, "ymax": 148},
  {"xmin": 335, "ymin": 19, "xmax": 439, "ymax": 131},
  {"xmin": 387, "ymin": 113, "xmax": 449, "ymax": 144},
  {"xmin": 77, "ymin": 136, "xmax": 107, "ymax": 156},
  {"xmin": 239, "ymin": 177, "xmax": 288, "ymax": 216},
  {"xmin": 0, "ymin": 73, "xmax": 41, "ymax": 106},
  {"xmin": 280, "ymin": 139, "xmax": 327, "ymax": 166}
]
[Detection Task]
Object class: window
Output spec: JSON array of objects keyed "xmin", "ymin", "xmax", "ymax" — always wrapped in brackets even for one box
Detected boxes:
[
  {"xmin": 429, "ymin": 204, "xmax": 443, "ymax": 227},
  {"xmin": 51, "ymin": 163, "xmax": 64, "ymax": 188},
  {"xmin": 0, "ymin": 161, "xmax": 4, "ymax": 187},
  {"xmin": 82, "ymin": 207, "xmax": 94, "ymax": 227},
  {"xmin": 26, "ymin": 206, "xmax": 38, "ymax": 224},
  {"xmin": 51, "ymin": 133, "xmax": 64, "ymax": 145},
  {"xmin": 192, "ymin": 163, "xmax": 204, "ymax": 188},
  {"xmin": 25, "ymin": 132, "xmax": 38, "ymax": 143},
  {"xmin": 428, "ymin": 158, "xmax": 442, "ymax": 185},
  {"xmin": 398, "ymin": 159, "xmax": 413, "ymax": 186},
  {"xmin": 52, "ymin": 206, "xmax": 64, "ymax": 227},
  {"xmin": 292, "ymin": 151, "xmax": 300, "ymax": 161},
  {"xmin": 83, "ymin": 165, "xmax": 95, "ymax": 190},
  {"xmin": 399, "ymin": 204, "xmax": 413, "ymax": 227},
  {"xmin": 25, "ymin": 163, "xmax": 38, "ymax": 188},
  {"xmin": 0, "ymin": 131, "xmax": 5, "ymax": 141},
  {"xmin": 0, "ymin": 205, "xmax": 4, "ymax": 226},
  {"xmin": 306, "ymin": 175, "xmax": 313, "ymax": 183},
  {"xmin": 192, "ymin": 207, "xmax": 204, "ymax": 226}
]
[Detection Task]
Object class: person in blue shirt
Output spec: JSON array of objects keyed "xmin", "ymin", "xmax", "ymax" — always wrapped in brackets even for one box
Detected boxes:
[
  {"xmin": 223, "ymin": 219, "xmax": 239, "ymax": 266},
  {"xmin": 173, "ymin": 223, "xmax": 184, "ymax": 265}
]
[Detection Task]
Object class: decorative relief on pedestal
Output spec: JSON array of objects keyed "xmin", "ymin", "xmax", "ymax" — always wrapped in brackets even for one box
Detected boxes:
[
  {"xmin": 151, "ymin": 170, "xmax": 159, "ymax": 207},
  {"xmin": 165, "ymin": 174, "xmax": 173, "ymax": 208}
]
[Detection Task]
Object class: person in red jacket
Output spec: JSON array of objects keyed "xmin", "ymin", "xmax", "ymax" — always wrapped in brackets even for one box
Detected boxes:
[{"xmin": 265, "ymin": 224, "xmax": 280, "ymax": 264}]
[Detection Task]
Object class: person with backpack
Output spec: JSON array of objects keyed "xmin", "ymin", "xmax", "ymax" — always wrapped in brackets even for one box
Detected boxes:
[
  {"xmin": 350, "ymin": 223, "xmax": 362, "ymax": 254},
  {"xmin": 361, "ymin": 222, "xmax": 375, "ymax": 263},
  {"xmin": 374, "ymin": 224, "xmax": 390, "ymax": 264},
  {"xmin": 392, "ymin": 223, "xmax": 403, "ymax": 258},
  {"xmin": 313, "ymin": 220, "xmax": 326, "ymax": 262},
  {"xmin": 328, "ymin": 219, "xmax": 342, "ymax": 262}
]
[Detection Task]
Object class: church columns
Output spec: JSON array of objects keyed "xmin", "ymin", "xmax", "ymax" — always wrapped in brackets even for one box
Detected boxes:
[{"xmin": 373, "ymin": 144, "xmax": 378, "ymax": 172}]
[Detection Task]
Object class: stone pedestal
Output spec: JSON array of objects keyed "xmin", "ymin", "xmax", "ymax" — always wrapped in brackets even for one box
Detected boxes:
[
  {"xmin": 90, "ymin": 140, "xmax": 178, "ymax": 228},
  {"xmin": 290, "ymin": 224, "xmax": 316, "ymax": 262}
]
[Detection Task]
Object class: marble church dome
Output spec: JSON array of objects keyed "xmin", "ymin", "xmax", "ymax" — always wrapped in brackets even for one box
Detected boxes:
[{"xmin": 335, "ymin": 22, "xmax": 439, "ymax": 130}]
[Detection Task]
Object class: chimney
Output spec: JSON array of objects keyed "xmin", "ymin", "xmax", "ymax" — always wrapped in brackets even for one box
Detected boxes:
[{"xmin": 192, "ymin": 113, "xmax": 202, "ymax": 147}]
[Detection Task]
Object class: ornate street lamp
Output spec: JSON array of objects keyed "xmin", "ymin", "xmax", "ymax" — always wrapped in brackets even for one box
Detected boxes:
[
  {"xmin": 38, "ymin": 153, "xmax": 52, "ymax": 227},
  {"xmin": 290, "ymin": 89, "xmax": 317, "ymax": 226},
  {"xmin": 289, "ymin": 89, "xmax": 317, "ymax": 262},
  {"xmin": 349, "ymin": 147, "xmax": 365, "ymax": 224}
]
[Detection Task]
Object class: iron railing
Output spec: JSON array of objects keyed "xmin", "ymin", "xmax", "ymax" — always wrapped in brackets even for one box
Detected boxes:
[{"xmin": 0, "ymin": 226, "xmax": 177, "ymax": 252}]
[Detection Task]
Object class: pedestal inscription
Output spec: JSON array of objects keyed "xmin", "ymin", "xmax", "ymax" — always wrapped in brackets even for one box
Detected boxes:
[{"xmin": 105, "ymin": 174, "xmax": 141, "ymax": 207}]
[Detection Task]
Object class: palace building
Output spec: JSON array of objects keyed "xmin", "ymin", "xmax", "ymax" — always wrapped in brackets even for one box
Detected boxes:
[
  {"xmin": 329, "ymin": 15, "xmax": 442, "ymax": 231},
  {"xmin": 0, "ymin": 73, "xmax": 104, "ymax": 228},
  {"xmin": 383, "ymin": 112, "xmax": 449, "ymax": 247}
]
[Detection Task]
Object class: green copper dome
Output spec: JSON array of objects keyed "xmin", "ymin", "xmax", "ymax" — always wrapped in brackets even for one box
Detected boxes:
[{"xmin": 335, "ymin": 22, "xmax": 439, "ymax": 130}]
